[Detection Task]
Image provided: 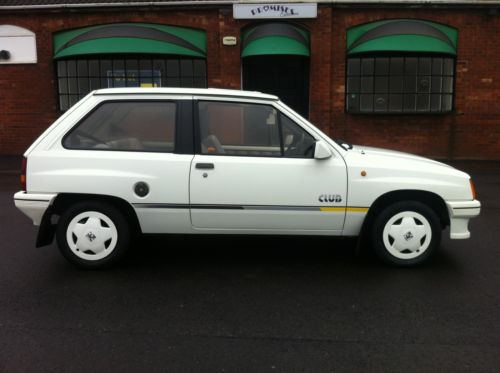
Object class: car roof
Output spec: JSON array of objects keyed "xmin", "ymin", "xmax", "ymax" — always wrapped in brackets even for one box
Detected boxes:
[{"xmin": 93, "ymin": 87, "xmax": 279, "ymax": 100}]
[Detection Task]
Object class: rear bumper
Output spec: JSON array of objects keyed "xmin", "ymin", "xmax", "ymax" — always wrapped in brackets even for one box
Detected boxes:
[
  {"xmin": 446, "ymin": 200, "xmax": 481, "ymax": 239},
  {"xmin": 14, "ymin": 191, "xmax": 57, "ymax": 226}
]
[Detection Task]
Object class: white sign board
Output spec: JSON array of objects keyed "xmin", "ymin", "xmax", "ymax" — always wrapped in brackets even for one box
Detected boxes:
[
  {"xmin": 233, "ymin": 3, "xmax": 317, "ymax": 19},
  {"xmin": 222, "ymin": 36, "xmax": 237, "ymax": 46},
  {"xmin": 0, "ymin": 25, "xmax": 37, "ymax": 64}
]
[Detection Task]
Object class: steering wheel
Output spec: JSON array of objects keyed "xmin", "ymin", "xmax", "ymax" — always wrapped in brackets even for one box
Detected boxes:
[{"xmin": 285, "ymin": 132, "xmax": 302, "ymax": 155}]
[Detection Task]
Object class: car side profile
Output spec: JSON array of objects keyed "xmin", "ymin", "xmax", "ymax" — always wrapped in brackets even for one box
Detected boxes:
[{"xmin": 14, "ymin": 88, "xmax": 480, "ymax": 268}]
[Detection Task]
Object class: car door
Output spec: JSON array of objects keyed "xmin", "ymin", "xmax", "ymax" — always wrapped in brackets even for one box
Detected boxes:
[{"xmin": 189, "ymin": 99, "xmax": 347, "ymax": 233}]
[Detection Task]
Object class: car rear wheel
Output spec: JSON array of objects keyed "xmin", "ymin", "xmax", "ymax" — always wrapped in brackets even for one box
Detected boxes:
[
  {"xmin": 371, "ymin": 201, "xmax": 441, "ymax": 266},
  {"xmin": 56, "ymin": 201, "xmax": 130, "ymax": 268}
]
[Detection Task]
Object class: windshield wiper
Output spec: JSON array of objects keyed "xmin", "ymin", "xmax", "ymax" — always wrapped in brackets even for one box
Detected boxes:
[{"xmin": 335, "ymin": 139, "xmax": 353, "ymax": 150}]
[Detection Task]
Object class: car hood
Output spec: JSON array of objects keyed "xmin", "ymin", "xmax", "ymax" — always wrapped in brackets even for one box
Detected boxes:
[
  {"xmin": 350, "ymin": 145, "xmax": 453, "ymax": 168},
  {"xmin": 342, "ymin": 144, "xmax": 470, "ymax": 180},
  {"xmin": 340, "ymin": 144, "xmax": 473, "ymax": 201}
]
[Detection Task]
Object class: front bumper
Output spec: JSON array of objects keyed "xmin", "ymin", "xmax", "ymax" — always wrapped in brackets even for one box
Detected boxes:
[
  {"xmin": 446, "ymin": 200, "xmax": 481, "ymax": 239},
  {"xmin": 14, "ymin": 191, "xmax": 57, "ymax": 226}
]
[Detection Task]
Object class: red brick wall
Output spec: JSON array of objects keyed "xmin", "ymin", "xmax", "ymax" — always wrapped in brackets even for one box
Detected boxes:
[
  {"xmin": 0, "ymin": 8, "xmax": 223, "ymax": 154},
  {"xmin": 328, "ymin": 7, "xmax": 500, "ymax": 160},
  {"xmin": 0, "ymin": 5, "xmax": 499, "ymax": 159}
]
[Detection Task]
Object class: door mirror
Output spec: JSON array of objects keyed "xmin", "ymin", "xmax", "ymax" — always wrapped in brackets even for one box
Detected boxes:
[{"xmin": 314, "ymin": 140, "xmax": 333, "ymax": 160}]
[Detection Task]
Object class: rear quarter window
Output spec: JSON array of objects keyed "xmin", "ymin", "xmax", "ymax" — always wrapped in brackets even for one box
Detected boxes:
[{"xmin": 63, "ymin": 101, "xmax": 176, "ymax": 152}]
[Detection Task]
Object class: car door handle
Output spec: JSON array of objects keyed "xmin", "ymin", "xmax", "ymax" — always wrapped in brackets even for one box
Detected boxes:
[{"xmin": 195, "ymin": 163, "xmax": 215, "ymax": 170}]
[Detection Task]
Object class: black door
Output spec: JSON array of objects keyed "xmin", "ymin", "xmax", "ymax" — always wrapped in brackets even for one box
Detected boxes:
[{"xmin": 243, "ymin": 55, "xmax": 309, "ymax": 118}]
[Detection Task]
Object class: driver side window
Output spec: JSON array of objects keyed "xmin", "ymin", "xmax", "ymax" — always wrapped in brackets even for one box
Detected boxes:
[
  {"xmin": 280, "ymin": 114, "xmax": 316, "ymax": 158},
  {"xmin": 197, "ymin": 100, "xmax": 315, "ymax": 158}
]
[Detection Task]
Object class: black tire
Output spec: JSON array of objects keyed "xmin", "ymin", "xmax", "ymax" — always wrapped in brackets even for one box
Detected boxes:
[
  {"xmin": 371, "ymin": 201, "xmax": 441, "ymax": 266},
  {"xmin": 56, "ymin": 201, "xmax": 130, "ymax": 269}
]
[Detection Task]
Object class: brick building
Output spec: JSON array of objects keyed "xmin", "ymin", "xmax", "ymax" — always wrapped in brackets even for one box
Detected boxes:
[{"xmin": 1, "ymin": 0, "xmax": 499, "ymax": 159}]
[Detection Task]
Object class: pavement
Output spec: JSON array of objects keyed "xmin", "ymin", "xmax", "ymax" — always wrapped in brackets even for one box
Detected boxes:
[{"xmin": 1, "ymin": 157, "xmax": 500, "ymax": 372}]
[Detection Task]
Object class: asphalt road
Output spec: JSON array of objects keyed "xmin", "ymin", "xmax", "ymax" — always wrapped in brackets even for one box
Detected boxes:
[{"xmin": 1, "ymin": 161, "xmax": 499, "ymax": 372}]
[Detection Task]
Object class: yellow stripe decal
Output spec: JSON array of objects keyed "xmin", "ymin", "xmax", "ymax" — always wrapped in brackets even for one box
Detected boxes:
[
  {"xmin": 320, "ymin": 207, "xmax": 369, "ymax": 213},
  {"xmin": 346, "ymin": 207, "xmax": 369, "ymax": 213}
]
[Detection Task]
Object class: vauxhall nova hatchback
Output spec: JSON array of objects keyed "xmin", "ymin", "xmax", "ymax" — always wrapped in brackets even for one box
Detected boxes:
[{"xmin": 14, "ymin": 88, "xmax": 480, "ymax": 268}]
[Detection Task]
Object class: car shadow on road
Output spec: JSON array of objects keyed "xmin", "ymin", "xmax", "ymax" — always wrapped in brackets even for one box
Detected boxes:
[
  {"xmin": 125, "ymin": 234, "xmax": 358, "ymax": 265},
  {"xmin": 114, "ymin": 234, "xmax": 462, "ymax": 274}
]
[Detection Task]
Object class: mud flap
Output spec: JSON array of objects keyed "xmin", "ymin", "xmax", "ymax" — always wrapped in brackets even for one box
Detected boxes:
[{"xmin": 36, "ymin": 208, "xmax": 56, "ymax": 247}]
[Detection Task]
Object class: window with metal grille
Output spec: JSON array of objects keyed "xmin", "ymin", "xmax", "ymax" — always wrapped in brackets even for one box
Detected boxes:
[
  {"xmin": 346, "ymin": 56, "xmax": 455, "ymax": 114},
  {"xmin": 56, "ymin": 56, "xmax": 207, "ymax": 111}
]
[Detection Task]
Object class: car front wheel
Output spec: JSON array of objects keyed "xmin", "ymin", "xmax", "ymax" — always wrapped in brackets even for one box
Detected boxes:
[
  {"xmin": 56, "ymin": 201, "xmax": 130, "ymax": 268},
  {"xmin": 371, "ymin": 201, "xmax": 441, "ymax": 266}
]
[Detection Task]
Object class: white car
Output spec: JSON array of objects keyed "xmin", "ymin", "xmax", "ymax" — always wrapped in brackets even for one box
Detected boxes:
[{"xmin": 14, "ymin": 88, "xmax": 480, "ymax": 268}]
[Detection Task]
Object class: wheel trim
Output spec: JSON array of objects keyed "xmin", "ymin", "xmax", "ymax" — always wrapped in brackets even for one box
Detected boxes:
[
  {"xmin": 66, "ymin": 211, "xmax": 118, "ymax": 261},
  {"xmin": 382, "ymin": 211, "xmax": 432, "ymax": 260}
]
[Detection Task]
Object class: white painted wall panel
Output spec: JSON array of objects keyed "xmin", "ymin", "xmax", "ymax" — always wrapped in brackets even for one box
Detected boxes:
[{"xmin": 0, "ymin": 25, "xmax": 37, "ymax": 64}]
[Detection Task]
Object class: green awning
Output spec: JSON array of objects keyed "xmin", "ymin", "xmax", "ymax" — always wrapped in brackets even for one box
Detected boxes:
[
  {"xmin": 242, "ymin": 23, "xmax": 310, "ymax": 58},
  {"xmin": 53, "ymin": 23, "xmax": 206, "ymax": 59},
  {"xmin": 347, "ymin": 19, "xmax": 458, "ymax": 55}
]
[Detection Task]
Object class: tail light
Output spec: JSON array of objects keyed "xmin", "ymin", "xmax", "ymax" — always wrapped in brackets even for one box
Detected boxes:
[
  {"xmin": 469, "ymin": 178, "xmax": 477, "ymax": 200},
  {"xmin": 20, "ymin": 157, "xmax": 27, "ymax": 192}
]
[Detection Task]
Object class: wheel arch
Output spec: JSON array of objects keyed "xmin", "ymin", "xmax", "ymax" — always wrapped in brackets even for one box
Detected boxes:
[
  {"xmin": 360, "ymin": 189, "xmax": 449, "ymax": 242},
  {"xmin": 37, "ymin": 193, "xmax": 141, "ymax": 247}
]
